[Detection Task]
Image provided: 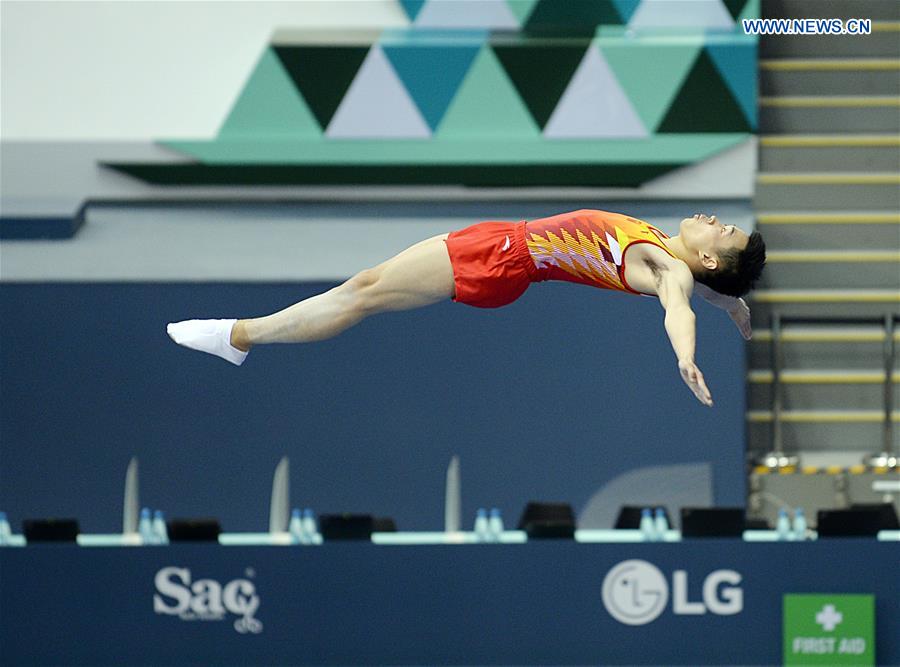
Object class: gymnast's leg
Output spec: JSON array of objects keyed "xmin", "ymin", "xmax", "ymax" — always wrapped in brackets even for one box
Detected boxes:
[{"xmin": 167, "ymin": 233, "xmax": 455, "ymax": 365}]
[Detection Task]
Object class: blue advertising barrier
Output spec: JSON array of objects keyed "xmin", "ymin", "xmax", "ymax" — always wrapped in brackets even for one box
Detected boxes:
[{"xmin": 1, "ymin": 539, "xmax": 896, "ymax": 665}]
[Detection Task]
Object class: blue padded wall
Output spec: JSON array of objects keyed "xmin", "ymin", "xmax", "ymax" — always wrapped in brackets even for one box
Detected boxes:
[{"xmin": 0, "ymin": 282, "xmax": 745, "ymax": 531}]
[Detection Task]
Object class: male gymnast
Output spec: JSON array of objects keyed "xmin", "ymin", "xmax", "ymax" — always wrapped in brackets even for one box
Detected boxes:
[{"xmin": 167, "ymin": 209, "xmax": 765, "ymax": 407}]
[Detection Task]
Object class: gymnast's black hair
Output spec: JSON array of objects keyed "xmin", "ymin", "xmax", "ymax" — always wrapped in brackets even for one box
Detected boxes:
[{"xmin": 694, "ymin": 231, "xmax": 766, "ymax": 298}]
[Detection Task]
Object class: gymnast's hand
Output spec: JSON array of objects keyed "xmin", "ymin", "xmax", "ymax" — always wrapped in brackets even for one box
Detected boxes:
[
  {"xmin": 727, "ymin": 297, "xmax": 752, "ymax": 340},
  {"xmin": 679, "ymin": 358, "xmax": 713, "ymax": 407}
]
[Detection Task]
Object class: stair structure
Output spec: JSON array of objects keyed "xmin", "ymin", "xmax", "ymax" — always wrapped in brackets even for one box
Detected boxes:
[{"xmin": 746, "ymin": 0, "xmax": 899, "ymax": 525}]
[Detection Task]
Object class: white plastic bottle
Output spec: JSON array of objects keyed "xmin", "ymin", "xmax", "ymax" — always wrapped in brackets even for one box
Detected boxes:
[
  {"xmin": 792, "ymin": 507, "xmax": 807, "ymax": 541},
  {"xmin": 139, "ymin": 507, "xmax": 155, "ymax": 545},
  {"xmin": 289, "ymin": 508, "xmax": 304, "ymax": 545},
  {"xmin": 489, "ymin": 508, "xmax": 504, "ymax": 542},
  {"xmin": 653, "ymin": 508, "xmax": 669, "ymax": 541},
  {"xmin": 639, "ymin": 508, "xmax": 656, "ymax": 542},
  {"xmin": 0, "ymin": 511, "xmax": 11, "ymax": 546},
  {"xmin": 153, "ymin": 510, "xmax": 169, "ymax": 545},
  {"xmin": 474, "ymin": 508, "xmax": 489, "ymax": 542},
  {"xmin": 776, "ymin": 508, "xmax": 792, "ymax": 541},
  {"xmin": 302, "ymin": 509, "xmax": 318, "ymax": 543}
]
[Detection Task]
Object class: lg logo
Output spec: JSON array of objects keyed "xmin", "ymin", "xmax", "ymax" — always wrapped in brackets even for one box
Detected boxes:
[{"xmin": 602, "ymin": 559, "xmax": 743, "ymax": 626}]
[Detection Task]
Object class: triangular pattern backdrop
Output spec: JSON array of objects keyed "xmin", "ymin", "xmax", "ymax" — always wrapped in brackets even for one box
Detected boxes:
[
  {"xmin": 383, "ymin": 42, "xmax": 481, "ymax": 131},
  {"xmin": 218, "ymin": 49, "xmax": 322, "ymax": 139},
  {"xmin": 116, "ymin": 0, "xmax": 760, "ymax": 186},
  {"xmin": 396, "ymin": 0, "xmax": 745, "ymax": 30},
  {"xmin": 326, "ymin": 45, "xmax": 431, "ymax": 138},
  {"xmin": 220, "ymin": 31, "xmax": 756, "ymax": 141},
  {"xmin": 434, "ymin": 44, "xmax": 542, "ymax": 139},
  {"xmin": 543, "ymin": 46, "xmax": 648, "ymax": 138}
]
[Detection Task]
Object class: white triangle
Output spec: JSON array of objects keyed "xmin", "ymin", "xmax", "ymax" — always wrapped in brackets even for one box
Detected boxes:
[
  {"xmin": 415, "ymin": 0, "xmax": 519, "ymax": 29},
  {"xmin": 326, "ymin": 45, "xmax": 431, "ymax": 139},
  {"xmin": 628, "ymin": 0, "xmax": 735, "ymax": 29},
  {"xmin": 606, "ymin": 232, "xmax": 622, "ymax": 265},
  {"xmin": 544, "ymin": 47, "xmax": 647, "ymax": 138}
]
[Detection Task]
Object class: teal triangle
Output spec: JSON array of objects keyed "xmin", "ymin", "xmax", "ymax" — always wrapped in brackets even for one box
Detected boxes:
[
  {"xmin": 399, "ymin": 0, "xmax": 426, "ymax": 21},
  {"xmin": 610, "ymin": 0, "xmax": 641, "ymax": 22},
  {"xmin": 219, "ymin": 48, "xmax": 321, "ymax": 139},
  {"xmin": 738, "ymin": 0, "xmax": 760, "ymax": 21},
  {"xmin": 383, "ymin": 44, "xmax": 480, "ymax": 131},
  {"xmin": 706, "ymin": 42, "xmax": 757, "ymax": 128},
  {"xmin": 436, "ymin": 45, "xmax": 540, "ymax": 139},
  {"xmin": 506, "ymin": 0, "xmax": 540, "ymax": 25},
  {"xmin": 600, "ymin": 39, "xmax": 703, "ymax": 133}
]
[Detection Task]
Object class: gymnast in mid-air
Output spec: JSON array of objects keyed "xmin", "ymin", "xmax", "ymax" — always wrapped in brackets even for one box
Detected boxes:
[{"xmin": 168, "ymin": 209, "xmax": 766, "ymax": 406}]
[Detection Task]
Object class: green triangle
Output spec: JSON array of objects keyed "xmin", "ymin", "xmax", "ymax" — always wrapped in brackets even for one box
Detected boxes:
[
  {"xmin": 600, "ymin": 39, "xmax": 703, "ymax": 133},
  {"xmin": 738, "ymin": 0, "xmax": 760, "ymax": 22},
  {"xmin": 435, "ymin": 45, "xmax": 540, "ymax": 140},
  {"xmin": 493, "ymin": 42, "xmax": 589, "ymax": 128},
  {"xmin": 506, "ymin": 0, "xmax": 540, "ymax": 25},
  {"xmin": 219, "ymin": 48, "xmax": 321, "ymax": 138},
  {"xmin": 657, "ymin": 50, "xmax": 752, "ymax": 133}
]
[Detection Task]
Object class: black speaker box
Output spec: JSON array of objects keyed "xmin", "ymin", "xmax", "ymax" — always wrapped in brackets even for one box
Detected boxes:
[
  {"xmin": 372, "ymin": 517, "xmax": 397, "ymax": 532},
  {"xmin": 849, "ymin": 503, "xmax": 899, "ymax": 529},
  {"xmin": 680, "ymin": 507, "xmax": 745, "ymax": 537},
  {"xmin": 23, "ymin": 518, "xmax": 79, "ymax": 542},
  {"xmin": 817, "ymin": 504, "xmax": 898, "ymax": 537},
  {"xmin": 167, "ymin": 518, "xmax": 221, "ymax": 542},
  {"xmin": 319, "ymin": 514, "xmax": 375, "ymax": 540},
  {"xmin": 517, "ymin": 501, "xmax": 575, "ymax": 539}
]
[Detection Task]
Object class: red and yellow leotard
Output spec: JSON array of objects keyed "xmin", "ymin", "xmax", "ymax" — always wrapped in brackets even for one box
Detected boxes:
[
  {"xmin": 525, "ymin": 209, "xmax": 677, "ymax": 296},
  {"xmin": 444, "ymin": 209, "xmax": 678, "ymax": 308}
]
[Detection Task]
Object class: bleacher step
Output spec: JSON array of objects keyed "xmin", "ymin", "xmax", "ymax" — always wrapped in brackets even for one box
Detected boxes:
[
  {"xmin": 747, "ymin": 409, "xmax": 898, "ymax": 422},
  {"xmin": 749, "ymin": 369, "xmax": 900, "ymax": 383},
  {"xmin": 760, "ymin": 250, "xmax": 899, "ymax": 288},
  {"xmin": 748, "ymin": 370, "xmax": 900, "ymax": 411},
  {"xmin": 760, "ymin": 58, "xmax": 900, "ymax": 96},
  {"xmin": 759, "ymin": 134, "xmax": 900, "ymax": 171},
  {"xmin": 754, "ymin": 172, "xmax": 900, "ymax": 210},
  {"xmin": 748, "ymin": 290, "xmax": 900, "ymax": 323},
  {"xmin": 751, "ymin": 288, "xmax": 900, "ymax": 303},
  {"xmin": 755, "ymin": 212, "xmax": 900, "ymax": 249},
  {"xmin": 759, "ymin": 96, "xmax": 900, "ymax": 132},
  {"xmin": 748, "ymin": 327, "xmax": 900, "ymax": 371}
]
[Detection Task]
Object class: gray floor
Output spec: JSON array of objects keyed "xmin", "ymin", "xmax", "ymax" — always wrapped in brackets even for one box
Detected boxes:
[{"xmin": 0, "ymin": 202, "xmax": 733, "ymax": 282}]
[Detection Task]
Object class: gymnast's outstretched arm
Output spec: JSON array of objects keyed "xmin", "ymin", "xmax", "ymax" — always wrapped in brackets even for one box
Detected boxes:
[
  {"xmin": 693, "ymin": 281, "xmax": 752, "ymax": 340},
  {"xmin": 651, "ymin": 259, "xmax": 714, "ymax": 407}
]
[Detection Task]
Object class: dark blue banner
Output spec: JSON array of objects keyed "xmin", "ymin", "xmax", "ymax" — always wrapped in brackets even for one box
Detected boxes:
[{"xmin": 1, "ymin": 540, "xmax": 896, "ymax": 665}]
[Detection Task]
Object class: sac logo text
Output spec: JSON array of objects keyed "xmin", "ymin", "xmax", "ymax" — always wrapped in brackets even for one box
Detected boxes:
[{"xmin": 153, "ymin": 566, "xmax": 263, "ymax": 634}]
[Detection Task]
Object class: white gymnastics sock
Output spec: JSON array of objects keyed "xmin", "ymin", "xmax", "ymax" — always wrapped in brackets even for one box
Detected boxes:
[{"xmin": 166, "ymin": 319, "xmax": 248, "ymax": 366}]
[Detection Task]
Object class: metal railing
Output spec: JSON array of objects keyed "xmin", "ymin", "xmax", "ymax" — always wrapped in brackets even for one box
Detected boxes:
[{"xmin": 760, "ymin": 313, "xmax": 898, "ymax": 469}]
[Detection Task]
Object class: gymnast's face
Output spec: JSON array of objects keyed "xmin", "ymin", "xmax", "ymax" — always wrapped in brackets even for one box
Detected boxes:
[{"xmin": 680, "ymin": 213, "xmax": 750, "ymax": 270}]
